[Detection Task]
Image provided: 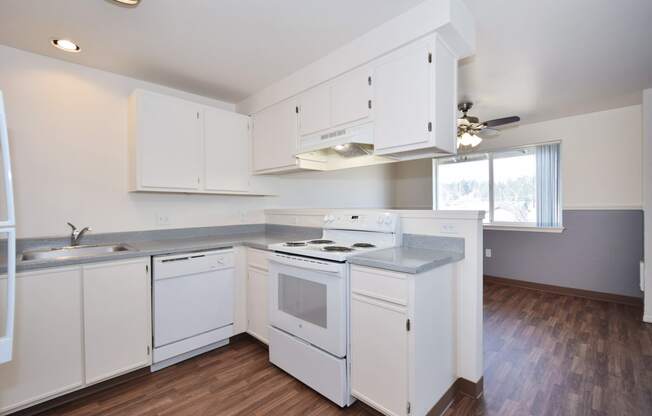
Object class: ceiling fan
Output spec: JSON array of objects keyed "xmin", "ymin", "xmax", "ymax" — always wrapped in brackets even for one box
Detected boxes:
[{"xmin": 456, "ymin": 102, "xmax": 520, "ymax": 150}]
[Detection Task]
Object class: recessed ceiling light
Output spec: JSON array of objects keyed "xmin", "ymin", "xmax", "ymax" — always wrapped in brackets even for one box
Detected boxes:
[
  {"xmin": 110, "ymin": 0, "xmax": 141, "ymax": 6},
  {"xmin": 51, "ymin": 39, "xmax": 81, "ymax": 53}
]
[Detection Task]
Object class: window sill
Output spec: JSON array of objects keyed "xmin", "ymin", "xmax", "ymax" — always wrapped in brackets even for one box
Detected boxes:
[{"xmin": 483, "ymin": 224, "xmax": 565, "ymax": 233}]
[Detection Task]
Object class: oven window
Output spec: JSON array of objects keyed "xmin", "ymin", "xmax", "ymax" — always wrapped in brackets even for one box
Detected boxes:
[{"xmin": 278, "ymin": 273, "xmax": 327, "ymax": 328}]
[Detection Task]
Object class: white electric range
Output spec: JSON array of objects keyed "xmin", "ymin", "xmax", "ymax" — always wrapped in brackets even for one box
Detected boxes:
[{"xmin": 267, "ymin": 212, "xmax": 401, "ymax": 407}]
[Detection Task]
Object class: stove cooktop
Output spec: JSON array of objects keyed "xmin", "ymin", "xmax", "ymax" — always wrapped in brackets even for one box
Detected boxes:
[{"xmin": 269, "ymin": 239, "xmax": 390, "ymax": 262}]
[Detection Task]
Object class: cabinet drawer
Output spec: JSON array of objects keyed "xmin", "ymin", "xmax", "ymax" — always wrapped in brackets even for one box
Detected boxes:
[
  {"xmin": 248, "ymin": 248, "xmax": 269, "ymax": 271},
  {"xmin": 351, "ymin": 266, "xmax": 408, "ymax": 306}
]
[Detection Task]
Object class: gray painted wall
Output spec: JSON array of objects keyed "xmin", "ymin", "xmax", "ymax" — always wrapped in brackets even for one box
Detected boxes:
[{"xmin": 484, "ymin": 210, "xmax": 644, "ymax": 297}]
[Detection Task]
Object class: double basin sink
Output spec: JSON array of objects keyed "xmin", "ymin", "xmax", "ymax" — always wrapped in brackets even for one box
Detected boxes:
[{"xmin": 21, "ymin": 244, "xmax": 135, "ymax": 262}]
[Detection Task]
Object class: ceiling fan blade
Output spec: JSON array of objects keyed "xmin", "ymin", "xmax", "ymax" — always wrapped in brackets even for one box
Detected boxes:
[
  {"xmin": 478, "ymin": 128, "xmax": 500, "ymax": 138},
  {"xmin": 483, "ymin": 116, "xmax": 521, "ymax": 128}
]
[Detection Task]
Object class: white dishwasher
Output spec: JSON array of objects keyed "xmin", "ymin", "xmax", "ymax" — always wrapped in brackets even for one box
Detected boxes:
[{"xmin": 152, "ymin": 248, "xmax": 234, "ymax": 371}]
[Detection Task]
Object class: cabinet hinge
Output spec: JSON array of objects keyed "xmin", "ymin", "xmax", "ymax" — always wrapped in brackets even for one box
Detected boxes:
[
  {"xmin": 197, "ymin": 112, "xmax": 200, "ymax": 119},
  {"xmin": 406, "ymin": 319, "xmax": 411, "ymax": 331},
  {"xmin": 198, "ymin": 177, "xmax": 201, "ymax": 184},
  {"xmin": 427, "ymin": 122, "xmax": 432, "ymax": 132},
  {"xmin": 407, "ymin": 401, "xmax": 411, "ymax": 414},
  {"xmin": 295, "ymin": 106, "xmax": 299, "ymax": 114},
  {"xmin": 428, "ymin": 52, "xmax": 432, "ymax": 63},
  {"xmin": 368, "ymin": 100, "xmax": 372, "ymax": 110},
  {"xmin": 367, "ymin": 76, "xmax": 372, "ymax": 86},
  {"xmin": 145, "ymin": 264, "xmax": 149, "ymax": 274},
  {"xmin": 147, "ymin": 345, "xmax": 150, "ymax": 355}
]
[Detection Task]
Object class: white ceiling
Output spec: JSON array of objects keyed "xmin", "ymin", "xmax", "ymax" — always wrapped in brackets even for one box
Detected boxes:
[
  {"xmin": 0, "ymin": 0, "xmax": 424, "ymax": 103},
  {"xmin": 0, "ymin": 0, "xmax": 651, "ymax": 124},
  {"xmin": 459, "ymin": 0, "xmax": 652, "ymax": 124}
]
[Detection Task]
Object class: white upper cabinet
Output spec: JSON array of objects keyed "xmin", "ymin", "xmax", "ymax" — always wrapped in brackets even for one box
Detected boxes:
[
  {"xmin": 252, "ymin": 99, "xmax": 301, "ymax": 173},
  {"xmin": 130, "ymin": 90, "xmax": 202, "ymax": 191},
  {"xmin": 373, "ymin": 36, "xmax": 457, "ymax": 157},
  {"xmin": 297, "ymin": 67, "xmax": 372, "ymax": 137},
  {"xmin": 373, "ymin": 42, "xmax": 432, "ymax": 155},
  {"xmin": 330, "ymin": 67, "xmax": 372, "ymax": 128},
  {"xmin": 298, "ymin": 84, "xmax": 331, "ymax": 136},
  {"xmin": 129, "ymin": 89, "xmax": 272, "ymax": 194},
  {"xmin": 203, "ymin": 107, "xmax": 250, "ymax": 192}
]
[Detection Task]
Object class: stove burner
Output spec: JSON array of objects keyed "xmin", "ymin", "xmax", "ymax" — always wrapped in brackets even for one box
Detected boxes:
[
  {"xmin": 322, "ymin": 246, "xmax": 355, "ymax": 252},
  {"xmin": 352, "ymin": 243, "xmax": 376, "ymax": 248},
  {"xmin": 284, "ymin": 242, "xmax": 307, "ymax": 247},
  {"xmin": 308, "ymin": 239, "xmax": 335, "ymax": 245}
]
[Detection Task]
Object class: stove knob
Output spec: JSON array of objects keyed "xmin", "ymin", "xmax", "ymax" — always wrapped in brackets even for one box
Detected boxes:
[
  {"xmin": 377, "ymin": 216, "xmax": 384, "ymax": 224},
  {"xmin": 384, "ymin": 216, "xmax": 393, "ymax": 225}
]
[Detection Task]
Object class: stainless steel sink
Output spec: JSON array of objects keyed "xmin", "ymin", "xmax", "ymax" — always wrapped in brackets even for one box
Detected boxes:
[{"xmin": 21, "ymin": 244, "xmax": 135, "ymax": 262}]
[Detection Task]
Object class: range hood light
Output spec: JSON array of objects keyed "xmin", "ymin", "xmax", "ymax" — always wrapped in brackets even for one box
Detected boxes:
[{"xmin": 333, "ymin": 144, "xmax": 349, "ymax": 151}]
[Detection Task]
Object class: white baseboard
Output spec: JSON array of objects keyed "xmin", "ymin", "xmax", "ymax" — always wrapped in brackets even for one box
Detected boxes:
[{"xmin": 643, "ymin": 314, "xmax": 652, "ymax": 324}]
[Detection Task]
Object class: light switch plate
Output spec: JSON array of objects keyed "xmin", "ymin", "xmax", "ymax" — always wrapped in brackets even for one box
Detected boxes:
[{"xmin": 485, "ymin": 248, "xmax": 492, "ymax": 258}]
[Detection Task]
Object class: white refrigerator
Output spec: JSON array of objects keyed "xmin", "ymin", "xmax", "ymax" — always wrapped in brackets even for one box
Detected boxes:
[{"xmin": 0, "ymin": 90, "xmax": 17, "ymax": 365}]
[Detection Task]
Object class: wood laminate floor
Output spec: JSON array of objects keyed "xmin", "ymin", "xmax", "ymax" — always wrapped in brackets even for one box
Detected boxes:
[{"xmin": 37, "ymin": 282, "xmax": 652, "ymax": 416}]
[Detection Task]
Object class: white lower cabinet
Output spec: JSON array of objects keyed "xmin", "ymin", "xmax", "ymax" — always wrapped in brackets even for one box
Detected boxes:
[
  {"xmin": 0, "ymin": 267, "xmax": 84, "ymax": 414},
  {"xmin": 246, "ymin": 248, "xmax": 269, "ymax": 344},
  {"xmin": 351, "ymin": 293, "xmax": 408, "ymax": 416},
  {"xmin": 82, "ymin": 258, "xmax": 151, "ymax": 385},
  {"xmin": 0, "ymin": 257, "xmax": 152, "ymax": 415},
  {"xmin": 350, "ymin": 264, "xmax": 456, "ymax": 416}
]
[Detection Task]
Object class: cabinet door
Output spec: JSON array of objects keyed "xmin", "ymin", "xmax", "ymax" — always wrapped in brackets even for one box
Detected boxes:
[
  {"xmin": 252, "ymin": 100, "xmax": 298, "ymax": 173},
  {"xmin": 331, "ymin": 67, "xmax": 372, "ymax": 127},
  {"xmin": 0, "ymin": 268, "xmax": 83, "ymax": 414},
  {"xmin": 298, "ymin": 84, "xmax": 331, "ymax": 136},
  {"xmin": 373, "ymin": 46, "xmax": 431, "ymax": 154},
  {"xmin": 82, "ymin": 258, "xmax": 151, "ymax": 385},
  {"xmin": 136, "ymin": 91, "xmax": 202, "ymax": 190},
  {"xmin": 203, "ymin": 107, "xmax": 250, "ymax": 192},
  {"xmin": 351, "ymin": 294, "xmax": 408, "ymax": 416},
  {"xmin": 247, "ymin": 266, "xmax": 268, "ymax": 344}
]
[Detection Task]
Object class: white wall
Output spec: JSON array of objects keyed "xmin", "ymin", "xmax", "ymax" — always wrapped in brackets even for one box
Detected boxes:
[
  {"xmin": 393, "ymin": 105, "xmax": 643, "ymax": 210},
  {"xmin": 392, "ymin": 159, "xmax": 433, "ymax": 209},
  {"xmin": 0, "ymin": 45, "xmax": 393, "ymax": 238},
  {"xmin": 643, "ymin": 89, "xmax": 652, "ymax": 321}
]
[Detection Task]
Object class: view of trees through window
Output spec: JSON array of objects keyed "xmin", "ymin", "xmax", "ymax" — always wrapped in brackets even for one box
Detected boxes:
[
  {"xmin": 436, "ymin": 148, "xmax": 538, "ymax": 224},
  {"xmin": 493, "ymin": 151, "xmax": 536, "ymax": 222}
]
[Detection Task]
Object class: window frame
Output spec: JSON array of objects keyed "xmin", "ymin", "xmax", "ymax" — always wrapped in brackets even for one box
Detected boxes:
[{"xmin": 433, "ymin": 141, "xmax": 564, "ymax": 231}]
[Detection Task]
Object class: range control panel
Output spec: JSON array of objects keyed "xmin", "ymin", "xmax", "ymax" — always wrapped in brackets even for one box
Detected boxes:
[{"xmin": 323, "ymin": 212, "xmax": 400, "ymax": 233}]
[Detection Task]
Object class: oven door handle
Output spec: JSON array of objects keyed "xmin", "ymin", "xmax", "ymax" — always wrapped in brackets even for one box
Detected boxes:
[{"xmin": 269, "ymin": 254, "xmax": 343, "ymax": 274}]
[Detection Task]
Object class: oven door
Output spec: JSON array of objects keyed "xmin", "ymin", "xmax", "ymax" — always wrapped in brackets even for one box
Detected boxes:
[{"xmin": 268, "ymin": 253, "xmax": 347, "ymax": 358}]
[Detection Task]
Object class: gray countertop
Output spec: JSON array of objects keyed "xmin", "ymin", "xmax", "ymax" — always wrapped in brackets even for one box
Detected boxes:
[
  {"xmin": 348, "ymin": 246, "xmax": 464, "ymax": 274},
  {"xmin": 4, "ymin": 232, "xmax": 297, "ymax": 273},
  {"xmin": 2, "ymin": 225, "xmax": 464, "ymax": 274}
]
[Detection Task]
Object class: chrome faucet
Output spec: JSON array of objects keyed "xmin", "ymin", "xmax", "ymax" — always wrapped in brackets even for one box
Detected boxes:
[{"xmin": 67, "ymin": 222, "xmax": 92, "ymax": 246}]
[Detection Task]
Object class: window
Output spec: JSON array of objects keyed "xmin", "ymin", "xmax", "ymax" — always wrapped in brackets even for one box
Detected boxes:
[{"xmin": 434, "ymin": 142, "xmax": 561, "ymax": 228}]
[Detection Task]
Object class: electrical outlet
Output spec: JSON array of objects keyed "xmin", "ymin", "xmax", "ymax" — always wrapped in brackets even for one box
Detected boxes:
[
  {"xmin": 156, "ymin": 213, "xmax": 170, "ymax": 226},
  {"xmin": 485, "ymin": 248, "xmax": 492, "ymax": 258}
]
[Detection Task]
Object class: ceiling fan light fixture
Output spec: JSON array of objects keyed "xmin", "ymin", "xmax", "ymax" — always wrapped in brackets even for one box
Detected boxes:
[{"xmin": 459, "ymin": 132, "xmax": 482, "ymax": 148}]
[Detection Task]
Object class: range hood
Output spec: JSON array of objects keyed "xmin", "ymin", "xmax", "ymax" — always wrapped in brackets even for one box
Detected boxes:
[{"xmin": 295, "ymin": 122, "xmax": 394, "ymax": 171}]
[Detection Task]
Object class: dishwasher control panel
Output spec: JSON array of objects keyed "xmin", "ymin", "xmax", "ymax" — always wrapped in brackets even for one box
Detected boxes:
[{"xmin": 153, "ymin": 248, "xmax": 234, "ymax": 280}]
